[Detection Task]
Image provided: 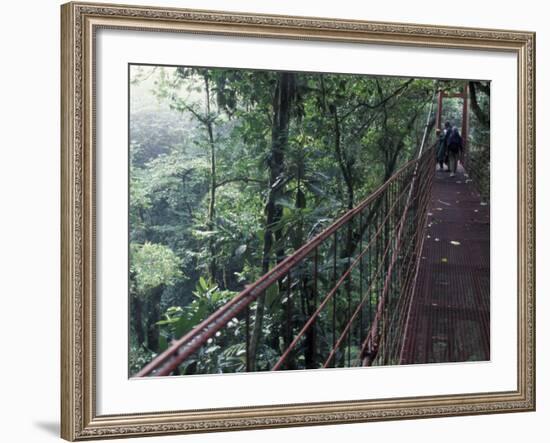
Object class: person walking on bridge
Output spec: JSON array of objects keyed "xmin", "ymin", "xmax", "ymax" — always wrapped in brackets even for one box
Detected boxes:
[
  {"xmin": 436, "ymin": 128, "xmax": 447, "ymax": 170},
  {"xmin": 446, "ymin": 126, "xmax": 463, "ymax": 177},
  {"xmin": 436, "ymin": 121, "xmax": 452, "ymax": 171}
]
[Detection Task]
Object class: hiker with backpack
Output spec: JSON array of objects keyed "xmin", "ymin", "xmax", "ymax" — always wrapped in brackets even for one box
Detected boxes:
[
  {"xmin": 446, "ymin": 126, "xmax": 463, "ymax": 177},
  {"xmin": 436, "ymin": 128, "xmax": 447, "ymax": 170},
  {"xmin": 442, "ymin": 121, "xmax": 453, "ymax": 170}
]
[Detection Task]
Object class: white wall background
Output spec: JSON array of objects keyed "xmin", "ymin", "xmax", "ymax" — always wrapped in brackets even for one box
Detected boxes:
[{"xmin": 0, "ymin": 0, "xmax": 546, "ymax": 442}]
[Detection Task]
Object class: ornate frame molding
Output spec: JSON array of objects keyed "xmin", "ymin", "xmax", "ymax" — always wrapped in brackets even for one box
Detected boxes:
[{"xmin": 61, "ymin": 2, "xmax": 535, "ymax": 440}]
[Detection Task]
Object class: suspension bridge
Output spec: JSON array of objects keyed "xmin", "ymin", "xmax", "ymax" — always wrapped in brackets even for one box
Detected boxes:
[{"xmin": 136, "ymin": 88, "xmax": 490, "ymax": 377}]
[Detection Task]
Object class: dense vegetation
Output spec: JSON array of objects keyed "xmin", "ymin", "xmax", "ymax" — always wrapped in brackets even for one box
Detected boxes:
[
  {"xmin": 128, "ymin": 65, "xmax": 486, "ymax": 375},
  {"xmin": 466, "ymin": 81, "xmax": 491, "ymax": 199}
]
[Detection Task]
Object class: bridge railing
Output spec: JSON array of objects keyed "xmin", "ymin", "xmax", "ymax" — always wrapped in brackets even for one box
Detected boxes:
[{"xmin": 136, "ymin": 147, "xmax": 435, "ymax": 376}]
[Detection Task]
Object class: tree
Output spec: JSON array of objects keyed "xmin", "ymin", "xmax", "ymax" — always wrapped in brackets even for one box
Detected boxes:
[
  {"xmin": 128, "ymin": 65, "xmax": 439, "ymax": 374},
  {"xmin": 469, "ymin": 81, "xmax": 490, "ymax": 129},
  {"xmin": 247, "ymin": 71, "xmax": 296, "ymax": 370},
  {"xmin": 130, "ymin": 242, "xmax": 183, "ymax": 352}
]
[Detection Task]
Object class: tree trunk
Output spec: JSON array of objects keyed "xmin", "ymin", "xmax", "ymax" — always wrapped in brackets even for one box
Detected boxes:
[
  {"xmin": 204, "ymin": 76, "xmax": 218, "ymax": 284},
  {"xmin": 330, "ymin": 104, "xmax": 354, "ymax": 211},
  {"xmin": 146, "ymin": 285, "xmax": 164, "ymax": 352},
  {"xmin": 132, "ymin": 295, "xmax": 145, "ymax": 346},
  {"xmin": 249, "ymin": 72, "xmax": 294, "ymax": 371},
  {"xmin": 468, "ymin": 81, "xmax": 490, "ymax": 128}
]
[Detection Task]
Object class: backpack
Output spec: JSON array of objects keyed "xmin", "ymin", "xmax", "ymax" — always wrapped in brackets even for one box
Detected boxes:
[
  {"xmin": 448, "ymin": 128, "xmax": 462, "ymax": 152},
  {"xmin": 444, "ymin": 128, "xmax": 452, "ymax": 145}
]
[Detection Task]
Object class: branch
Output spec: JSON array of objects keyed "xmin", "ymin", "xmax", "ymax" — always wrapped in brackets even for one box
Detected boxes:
[
  {"xmin": 215, "ymin": 176, "xmax": 265, "ymax": 188},
  {"xmin": 131, "ymin": 66, "xmax": 158, "ymax": 85},
  {"xmin": 347, "ymin": 111, "xmax": 380, "ymax": 144},
  {"xmin": 329, "ymin": 104, "xmax": 354, "ymax": 208},
  {"xmin": 340, "ymin": 78, "xmax": 414, "ymax": 121},
  {"xmin": 469, "ymin": 81, "xmax": 490, "ymax": 128},
  {"xmin": 176, "ymin": 168, "xmax": 195, "ymax": 180},
  {"xmin": 477, "ymin": 81, "xmax": 490, "ymax": 96},
  {"xmin": 173, "ymin": 99, "xmax": 218, "ymax": 127}
]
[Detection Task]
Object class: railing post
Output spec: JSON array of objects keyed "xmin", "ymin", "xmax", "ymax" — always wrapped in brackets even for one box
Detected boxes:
[
  {"xmin": 359, "ymin": 211, "xmax": 364, "ymax": 347},
  {"xmin": 245, "ymin": 305, "xmax": 250, "ymax": 372},
  {"xmin": 346, "ymin": 220, "xmax": 352, "ymax": 367},
  {"xmin": 332, "ymin": 231, "xmax": 338, "ymax": 367},
  {"xmin": 312, "ymin": 248, "xmax": 318, "ymax": 368},
  {"xmin": 285, "ymin": 272, "xmax": 293, "ymax": 370}
]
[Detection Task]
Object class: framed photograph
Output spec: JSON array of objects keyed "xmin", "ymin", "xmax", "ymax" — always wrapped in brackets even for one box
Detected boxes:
[{"xmin": 61, "ymin": 1, "xmax": 535, "ymax": 440}]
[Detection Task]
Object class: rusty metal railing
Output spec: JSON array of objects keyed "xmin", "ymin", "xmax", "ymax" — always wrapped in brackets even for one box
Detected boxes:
[{"xmin": 135, "ymin": 145, "xmax": 435, "ymax": 376}]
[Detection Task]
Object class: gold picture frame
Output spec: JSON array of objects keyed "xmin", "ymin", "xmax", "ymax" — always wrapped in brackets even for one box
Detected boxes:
[{"xmin": 61, "ymin": 1, "xmax": 535, "ymax": 440}]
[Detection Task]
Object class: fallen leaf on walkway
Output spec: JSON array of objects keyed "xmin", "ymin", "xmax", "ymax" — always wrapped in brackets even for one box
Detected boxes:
[
  {"xmin": 441, "ymin": 258, "xmax": 448, "ymax": 263},
  {"xmin": 436, "ymin": 207, "xmax": 443, "ymax": 211},
  {"xmin": 450, "ymin": 241, "xmax": 461, "ymax": 246},
  {"xmin": 428, "ymin": 212, "xmax": 433, "ymax": 216},
  {"xmin": 438, "ymin": 199, "xmax": 451, "ymax": 206},
  {"xmin": 427, "ymin": 235, "xmax": 431, "ymax": 239},
  {"xmin": 474, "ymin": 209, "xmax": 479, "ymax": 213},
  {"xmin": 435, "ymin": 238, "xmax": 440, "ymax": 242},
  {"xmin": 480, "ymin": 202, "xmax": 488, "ymax": 206}
]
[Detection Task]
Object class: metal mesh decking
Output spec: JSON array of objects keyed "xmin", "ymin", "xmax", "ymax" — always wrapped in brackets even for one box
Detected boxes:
[{"xmin": 400, "ymin": 166, "xmax": 490, "ymax": 364}]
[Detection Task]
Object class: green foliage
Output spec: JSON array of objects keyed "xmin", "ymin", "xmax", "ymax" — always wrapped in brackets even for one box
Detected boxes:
[
  {"xmin": 128, "ymin": 64, "xmax": 453, "ymax": 375},
  {"xmin": 129, "ymin": 344, "xmax": 155, "ymax": 376},
  {"xmin": 156, "ymin": 278, "xmax": 237, "ymax": 338},
  {"xmin": 155, "ymin": 278, "xmax": 241, "ymax": 373},
  {"xmin": 130, "ymin": 242, "xmax": 183, "ymax": 294}
]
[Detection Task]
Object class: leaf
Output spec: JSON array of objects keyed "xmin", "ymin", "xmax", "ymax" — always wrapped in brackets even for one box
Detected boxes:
[
  {"xmin": 166, "ymin": 306, "xmax": 183, "ymax": 315},
  {"xmin": 199, "ymin": 276, "xmax": 208, "ymax": 291},
  {"xmin": 192, "ymin": 229, "xmax": 218, "ymax": 239},
  {"xmin": 265, "ymin": 283, "xmax": 280, "ymax": 308},
  {"xmin": 235, "ymin": 244, "xmax": 247, "ymax": 256},
  {"xmin": 158, "ymin": 335, "xmax": 168, "ymax": 352},
  {"xmin": 206, "ymin": 345, "xmax": 221, "ymax": 354},
  {"xmin": 441, "ymin": 258, "xmax": 448, "ymax": 263},
  {"xmin": 305, "ymin": 182, "xmax": 326, "ymax": 198},
  {"xmin": 174, "ymin": 313, "xmax": 195, "ymax": 338},
  {"xmin": 155, "ymin": 318, "xmax": 179, "ymax": 326},
  {"xmin": 271, "ymin": 175, "xmax": 286, "ymax": 190},
  {"xmin": 450, "ymin": 241, "xmax": 461, "ymax": 246},
  {"xmin": 275, "ymin": 196, "xmax": 295, "ymax": 209}
]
